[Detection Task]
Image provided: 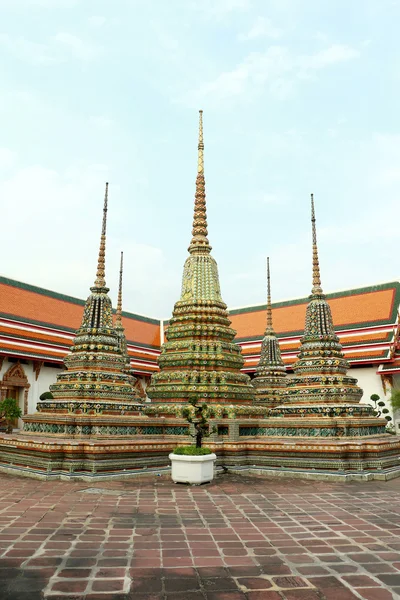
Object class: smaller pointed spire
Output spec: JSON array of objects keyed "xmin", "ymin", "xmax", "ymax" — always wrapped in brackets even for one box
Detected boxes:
[
  {"xmin": 93, "ymin": 182, "xmax": 108, "ymax": 289},
  {"xmin": 115, "ymin": 251, "xmax": 123, "ymax": 329},
  {"xmin": 189, "ymin": 110, "xmax": 211, "ymax": 254},
  {"xmin": 311, "ymin": 193, "xmax": 323, "ymax": 295},
  {"xmin": 253, "ymin": 257, "xmax": 287, "ymax": 405},
  {"xmin": 197, "ymin": 109, "xmax": 204, "ymax": 174},
  {"xmin": 266, "ymin": 257, "xmax": 273, "ymax": 333}
]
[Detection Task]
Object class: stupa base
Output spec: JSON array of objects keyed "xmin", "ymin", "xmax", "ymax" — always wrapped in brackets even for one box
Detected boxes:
[
  {"xmin": 220, "ymin": 434, "xmax": 400, "ymax": 481},
  {"xmin": 228, "ymin": 465, "xmax": 400, "ymax": 482},
  {"xmin": 0, "ymin": 429, "xmax": 399, "ymax": 482}
]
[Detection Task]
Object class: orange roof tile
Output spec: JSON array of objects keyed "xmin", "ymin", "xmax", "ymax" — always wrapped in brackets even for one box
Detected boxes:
[
  {"xmin": 0, "ymin": 278, "xmax": 160, "ymax": 349},
  {"xmin": 230, "ymin": 283, "xmax": 399, "ymax": 342},
  {"xmin": 0, "ymin": 278, "xmax": 399, "ymax": 371}
]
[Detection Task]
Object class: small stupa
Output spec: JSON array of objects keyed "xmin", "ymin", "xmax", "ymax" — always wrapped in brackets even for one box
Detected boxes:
[
  {"xmin": 114, "ymin": 251, "xmax": 137, "ymax": 385},
  {"xmin": 269, "ymin": 194, "xmax": 385, "ymax": 433},
  {"xmin": 23, "ymin": 183, "xmax": 142, "ymax": 437},
  {"xmin": 146, "ymin": 111, "xmax": 255, "ymax": 406},
  {"xmin": 252, "ymin": 258, "xmax": 288, "ymax": 405}
]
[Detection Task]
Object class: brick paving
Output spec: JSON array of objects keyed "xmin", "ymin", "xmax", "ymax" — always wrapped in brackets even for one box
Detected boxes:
[{"xmin": 0, "ymin": 474, "xmax": 400, "ymax": 599}]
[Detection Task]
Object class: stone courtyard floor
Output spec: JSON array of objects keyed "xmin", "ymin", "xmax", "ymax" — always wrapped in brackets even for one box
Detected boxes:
[{"xmin": 0, "ymin": 474, "xmax": 400, "ymax": 599}]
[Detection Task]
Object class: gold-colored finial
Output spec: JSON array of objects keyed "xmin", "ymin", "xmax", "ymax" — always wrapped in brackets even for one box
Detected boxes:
[
  {"xmin": 189, "ymin": 110, "xmax": 210, "ymax": 254},
  {"xmin": 198, "ymin": 109, "xmax": 204, "ymax": 174},
  {"xmin": 311, "ymin": 193, "xmax": 323, "ymax": 294},
  {"xmin": 115, "ymin": 251, "xmax": 123, "ymax": 327},
  {"xmin": 266, "ymin": 257, "xmax": 273, "ymax": 332},
  {"xmin": 94, "ymin": 182, "xmax": 108, "ymax": 288}
]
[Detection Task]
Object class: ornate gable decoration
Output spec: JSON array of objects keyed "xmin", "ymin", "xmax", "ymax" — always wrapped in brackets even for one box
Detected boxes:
[{"xmin": 3, "ymin": 362, "xmax": 29, "ymax": 387}]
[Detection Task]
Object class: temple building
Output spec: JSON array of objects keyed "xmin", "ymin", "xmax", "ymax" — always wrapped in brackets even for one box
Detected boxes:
[
  {"xmin": 0, "ymin": 277, "xmax": 398, "ymax": 430},
  {"xmin": 0, "ymin": 111, "xmax": 399, "ymax": 480}
]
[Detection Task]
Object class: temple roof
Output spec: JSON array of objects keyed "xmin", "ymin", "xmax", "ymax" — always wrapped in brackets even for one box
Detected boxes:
[
  {"xmin": 231, "ymin": 281, "xmax": 399, "ymax": 370},
  {"xmin": 0, "ymin": 276, "xmax": 398, "ymax": 374},
  {"xmin": 0, "ymin": 276, "xmax": 161, "ymax": 374}
]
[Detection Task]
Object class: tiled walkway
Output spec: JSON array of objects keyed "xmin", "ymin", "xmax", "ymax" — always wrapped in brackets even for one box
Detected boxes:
[{"xmin": 0, "ymin": 473, "xmax": 400, "ymax": 599}]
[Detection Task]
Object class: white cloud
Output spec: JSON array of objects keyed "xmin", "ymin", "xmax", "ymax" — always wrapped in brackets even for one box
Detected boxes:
[
  {"xmin": 298, "ymin": 44, "xmax": 360, "ymax": 71},
  {"xmin": 238, "ymin": 17, "xmax": 282, "ymax": 41},
  {"xmin": 0, "ymin": 162, "xmax": 178, "ymax": 317},
  {"xmin": 190, "ymin": 0, "xmax": 250, "ymax": 18},
  {"xmin": 0, "ymin": 0, "xmax": 77, "ymax": 6},
  {"xmin": 258, "ymin": 191, "xmax": 287, "ymax": 205},
  {"xmin": 0, "ymin": 148, "xmax": 17, "ymax": 170},
  {"xmin": 0, "ymin": 34, "xmax": 56, "ymax": 65},
  {"xmin": 0, "ymin": 30, "xmax": 102, "ymax": 65},
  {"xmin": 52, "ymin": 32, "xmax": 100, "ymax": 61},
  {"xmin": 370, "ymin": 134, "xmax": 400, "ymax": 185},
  {"xmin": 184, "ymin": 43, "xmax": 360, "ymax": 106},
  {"xmin": 88, "ymin": 16, "xmax": 106, "ymax": 28},
  {"xmin": 89, "ymin": 116, "xmax": 114, "ymax": 131}
]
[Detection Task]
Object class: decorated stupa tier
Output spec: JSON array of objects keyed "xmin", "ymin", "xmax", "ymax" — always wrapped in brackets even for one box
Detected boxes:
[
  {"xmin": 252, "ymin": 258, "xmax": 288, "ymax": 405},
  {"xmin": 146, "ymin": 111, "xmax": 255, "ymax": 406}
]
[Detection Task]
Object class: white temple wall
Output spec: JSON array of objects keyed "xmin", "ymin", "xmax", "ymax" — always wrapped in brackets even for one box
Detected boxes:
[
  {"xmin": 34, "ymin": 365, "xmax": 63, "ymax": 411},
  {"xmin": 351, "ymin": 365, "xmax": 395, "ymax": 428},
  {"xmin": 391, "ymin": 373, "xmax": 400, "ymax": 433},
  {"xmin": 351, "ymin": 366, "xmax": 386, "ymax": 403}
]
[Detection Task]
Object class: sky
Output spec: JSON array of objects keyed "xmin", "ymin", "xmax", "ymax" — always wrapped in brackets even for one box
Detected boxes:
[{"xmin": 0, "ymin": 0, "xmax": 399, "ymax": 319}]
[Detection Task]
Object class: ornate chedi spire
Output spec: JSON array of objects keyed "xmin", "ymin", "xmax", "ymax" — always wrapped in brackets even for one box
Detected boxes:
[
  {"xmin": 115, "ymin": 251, "xmax": 137, "ymax": 384},
  {"xmin": 281, "ymin": 194, "xmax": 363, "ymax": 406},
  {"xmin": 147, "ymin": 111, "xmax": 254, "ymax": 405},
  {"xmin": 188, "ymin": 110, "xmax": 211, "ymax": 255},
  {"xmin": 41, "ymin": 183, "xmax": 141, "ymax": 424},
  {"xmin": 267, "ymin": 194, "xmax": 388, "ymax": 447},
  {"xmin": 252, "ymin": 258, "xmax": 287, "ymax": 405},
  {"xmin": 285, "ymin": 194, "xmax": 363, "ymax": 405},
  {"xmin": 93, "ymin": 182, "xmax": 108, "ymax": 291}
]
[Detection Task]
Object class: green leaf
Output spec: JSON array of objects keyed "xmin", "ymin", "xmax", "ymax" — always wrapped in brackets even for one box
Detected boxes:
[{"xmin": 172, "ymin": 446, "xmax": 213, "ymax": 456}]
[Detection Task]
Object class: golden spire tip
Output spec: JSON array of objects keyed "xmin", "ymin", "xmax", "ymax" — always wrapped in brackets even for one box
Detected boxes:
[
  {"xmin": 311, "ymin": 193, "xmax": 322, "ymax": 295},
  {"xmin": 93, "ymin": 182, "xmax": 109, "ymax": 289},
  {"xmin": 189, "ymin": 110, "xmax": 210, "ymax": 253},
  {"xmin": 197, "ymin": 109, "xmax": 204, "ymax": 174}
]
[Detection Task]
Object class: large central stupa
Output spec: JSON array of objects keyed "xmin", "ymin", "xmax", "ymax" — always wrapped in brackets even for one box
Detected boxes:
[{"xmin": 147, "ymin": 111, "xmax": 255, "ymax": 406}]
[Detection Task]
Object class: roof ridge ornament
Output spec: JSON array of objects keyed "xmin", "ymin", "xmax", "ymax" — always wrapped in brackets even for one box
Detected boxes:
[
  {"xmin": 93, "ymin": 182, "xmax": 108, "ymax": 289},
  {"xmin": 311, "ymin": 193, "xmax": 323, "ymax": 295}
]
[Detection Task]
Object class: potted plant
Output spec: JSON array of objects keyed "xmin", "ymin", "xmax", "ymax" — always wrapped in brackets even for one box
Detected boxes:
[
  {"xmin": 39, "ymin": 391, "xmax": 54, "ymax": 401},
  {"xmin": 0, "ymin": 397, "xmax": 22, "ymax": 433},
  {"xmin": 169, "ymin": 397, "xmax": 217, "ymax": 484}
]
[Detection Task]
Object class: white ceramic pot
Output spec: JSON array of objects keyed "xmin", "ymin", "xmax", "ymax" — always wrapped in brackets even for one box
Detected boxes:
[{"xmin": 169, "ymin": 452, "xmax": 217, "ymax": 484}]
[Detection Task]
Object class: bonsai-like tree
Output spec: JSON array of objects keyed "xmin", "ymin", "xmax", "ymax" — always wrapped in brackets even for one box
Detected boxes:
[
  {"xmin": 181, "ymin": 396, "xmax": 217, "ymax": 448},
  {"xmin": 39, "ymin": 391, "xmax": 54, "ymax": 401},
  {"xmin": 370, "ymin": 393, "xmax": 393, "ymax": 428},
  {"xmin": 370, "ymin": 394, "xmax": 386, "ymax": 417},
  {"xmin": 0, "ymin": 397, "xmax": 22, "ymax": 433}
]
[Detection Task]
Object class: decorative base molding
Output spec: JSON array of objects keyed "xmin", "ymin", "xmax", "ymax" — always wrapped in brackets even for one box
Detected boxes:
[{"xmin": 1, "ymin": 431, "xmax": 400, "ymax": 482}]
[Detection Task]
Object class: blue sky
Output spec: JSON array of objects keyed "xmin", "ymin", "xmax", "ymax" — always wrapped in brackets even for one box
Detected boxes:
[{"xmin": 0, "ymin": 0, "xmax": 399, "ymax": 318}]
